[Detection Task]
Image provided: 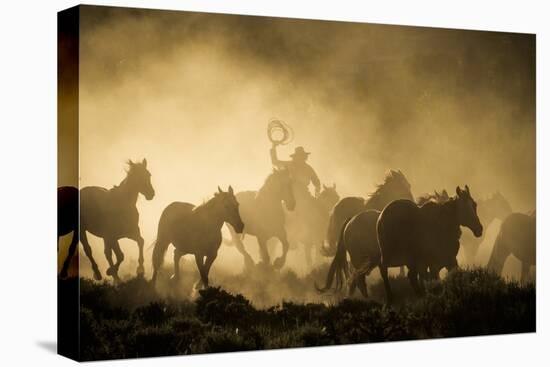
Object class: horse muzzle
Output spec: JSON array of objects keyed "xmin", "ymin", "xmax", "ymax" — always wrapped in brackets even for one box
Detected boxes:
[{"xmin": 472, "ymin": 224, "xmax": 483, "ymax": 238}]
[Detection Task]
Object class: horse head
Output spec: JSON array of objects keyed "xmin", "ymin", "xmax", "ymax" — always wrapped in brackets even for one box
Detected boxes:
[
  {"xmin": 319, "ymin": 183, "xmax": 340, "ymax": 210},
  {"xmin": 215, "ymin": 185, "xmax": 244, "ymax": 233},
  {"xmin": 127, "ymin": 158, "xmax": 155, "ymax": 200},
  {"xmin": 272, "ymin": 168, "xmax": 296, "ymax": 211},
  {"xmin": 479, "ymin": 191, "xmax": 513, "ymax": 222},
  {"xmin": 456, "ymin": 185, "xmax": 483, "ymax": 237}
]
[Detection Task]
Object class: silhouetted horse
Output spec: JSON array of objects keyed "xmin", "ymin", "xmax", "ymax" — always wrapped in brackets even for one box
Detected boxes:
[
  {"xmin": 62, "ymin": 159, "xmax": 155, "ymax": 282},
  {"xmin": 286, "ymin": 184, "xmax": 339, "ymax": 269},
  {"xmin": 377, "ymin": 186, "xmax": 482, "ymax": 303},
  {"xmin": 151, "ymin": 186, "xmax": 244, "ymax": 288},
  {"xmin": 323, "ymin": 170, "xmax": 414, "ymax": 257},
  {"xmin": 227, "ymin": 168, "xmax": 296, "ymax": 269},
  {"xmin": 316, "ymin": 189, "xmax": 448, "ymax": 298},
  {"xmin": 487, "ymin": 211, "xmax": 535, "ymax": 282},
  {"xmin": 461, "ymin": 192, "xmax": 512, "ymax": 263},
  {"xmin": 58, "ymin": 186, "xmax": 88, "ymax": 278}
]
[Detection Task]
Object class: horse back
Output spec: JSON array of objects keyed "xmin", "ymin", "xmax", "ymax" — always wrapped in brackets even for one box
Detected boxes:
[
  {"xmin": 344, "ymin": 210, "xmax": 381, "ymax": 268},
  {"xmin": 80, "ymin": 186, "xmax": 140, "ymax": 237},
  {"xmin": 58, "ymin": 186, "xmax": 78, "ymax": 236},
  {"xmin": 377, "ymin": 199, "xmax": 420, "ymax": 267}
]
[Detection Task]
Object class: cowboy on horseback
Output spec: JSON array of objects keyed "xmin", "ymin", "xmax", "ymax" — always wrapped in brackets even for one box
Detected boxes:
[{"xmin": 270, "ymin": 142, "xmax": 321, "ymax": 198}]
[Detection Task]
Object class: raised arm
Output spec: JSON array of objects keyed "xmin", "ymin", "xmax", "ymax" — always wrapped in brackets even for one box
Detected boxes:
[{"xmin": 270, "ymin": 143, "xmax": 290, "ymax": 169}]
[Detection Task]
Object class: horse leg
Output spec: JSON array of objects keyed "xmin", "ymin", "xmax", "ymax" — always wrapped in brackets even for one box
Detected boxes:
[
  {"xmin": 109, "ymin": 239, "xmax": 124, "ymax": 283},
  {"xmin": 80, "ymin": 230, "xmax": 102, "ymax": 281},
  {"xmin": 134, "ymin": 232, "xmax": 145, "ymax": 277},
  {"xmin": 199, "ymin": 252, "xmax": 218, "ymax": 288},
  {"xmin": 60, "ymin": 231, "xmax": 79, "ymax": 278},
  {"xmin": 379, "ymin": 265, "xmax": 393, "ymax": 304},
  {"xmin": 103, "ymin": 239, "xmax": 115, "ymax": 276},
  {"xmin": 172, "ymin": 248, "xmax": 183, "ymax": 282},
  {"xmin": 357, "ymin": 272, "xmax": 369, "ymax": 299},
  {"xmin": 273, "ymin": 233, "xmax": 290, "ymax": 269},
  {"xmin": 231, "ymin": 229, "xmax": 254, "ymax": 270},
  {"xmin": 257, "ymin": 237, "xmax": 270, "ymax": 266},
  {"xmin": 408, "ymin": 266, "xmax": 423, "ymax": 296}
]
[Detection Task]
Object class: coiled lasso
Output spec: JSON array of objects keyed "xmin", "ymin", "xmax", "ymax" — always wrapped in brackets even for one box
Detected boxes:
[{"xmin": 267, "ymin": 119, "xmax": 294, "ymax": 146}]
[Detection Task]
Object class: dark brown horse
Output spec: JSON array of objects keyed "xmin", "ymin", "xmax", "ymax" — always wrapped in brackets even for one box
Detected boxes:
[
  {"xmin": 377, "ymin": 185, "xmax": 482, "ymax": 303},
  {"xmin": 151, "ymin": 186, "xmax": 244, "ymax": 288},
  {"xmin": 227, "ymin": 168, "xmax": 296, "ymax": 269},
  {"xmin": 62, "ymin": 159, "xmax": 155, "ymax": 282},
  {"xmin": 316, "ymin": 189, "xmax": 448, "ymax": 298},
  {"xmin": 487, "ymin": 211, "xmax": 535, "ymax": 282},
  {"xmin": 323, "ymin": 170, "xmax": 414, "ymax": 257},
  {"xmin": 58, "ymin": 186, "xmax": 92, "ymax": 278}
]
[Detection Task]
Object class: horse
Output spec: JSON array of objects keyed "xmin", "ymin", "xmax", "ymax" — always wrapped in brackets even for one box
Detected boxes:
[
  {"xmin": 60, "ymin": 159, "xmax": 155, "ymax": 282},
  {"xmin": 151, "ymin": 186, "xmax": 244, "ymax": 288},
  {"xmin": 322, "ymin": 169, "xmax": 414, "ymax": 257},
  {"xmin": 316, "ymin": 188, "xmax": 448, "ymax": 298},
  {"xmin": 227, "ymin": 168, "xmax": 295, "ymax": 270},
  {"xmin": 460, "ymin": 191, "xmax": 512, "ymax": 263},
  {"xmin": 58, "ymin": 186, "xmax": 95, "ymax": 278},
  {"xmin": 487, "ymin": 211, "xmax": 535, "ymax": 282},
  {"xmin": 377, "ymin": 185, "xmax": 483, "ymax": 303},
  {"xmin": 285, "ymin": 183, "xmax": 340, "ymax": 269}
]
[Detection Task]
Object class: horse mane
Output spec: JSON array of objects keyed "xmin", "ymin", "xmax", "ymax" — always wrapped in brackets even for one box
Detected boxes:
[{"xmin": 367, "ymin": 169, "xmax": 408, "ymax": 200}]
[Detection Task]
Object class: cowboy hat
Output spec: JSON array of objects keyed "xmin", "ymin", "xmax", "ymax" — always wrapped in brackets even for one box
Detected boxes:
[{"xmin": 290, "ymin": 146, "xmax": 310, "ymax": 159}]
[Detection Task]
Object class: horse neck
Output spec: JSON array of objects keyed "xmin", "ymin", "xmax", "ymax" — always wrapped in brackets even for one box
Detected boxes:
[
  {"xmin": 364, "ymin": 189, "xmax": 387, "ymax": 210},
  {"xmin": 111, "ymin": 177, "xmax": 139, "ymax": 205},
  {"xmin": 256, "ymin": 180, "xmax": 283, "ymax": 207},
  {"xmin": 195, "ymin": 199, "xmax": 225, "ymax": 228},
  {"xmin": 439, "ymin": 199, "xmax": 461, "ymax": 231}
]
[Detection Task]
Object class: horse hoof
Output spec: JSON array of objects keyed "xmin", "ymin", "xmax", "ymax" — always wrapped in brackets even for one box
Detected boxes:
[
  {"xmin": 59, "ymin": 270, "xmax": 68, "ymax": 279},
  {"xmin": 106, "ymin": 267, "xmax": 115, "ymax": 276},
  {"xmin": 93, "ymin": 271, "xmax": 102, "ymax": 281}
]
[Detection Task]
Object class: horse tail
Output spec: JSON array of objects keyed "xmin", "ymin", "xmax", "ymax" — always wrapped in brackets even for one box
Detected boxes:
[
  {"xmin": 321, "ymin": 212, "xmax": 338, "ymax": 257},
  {"xmin": 151, "ymin": 217, "xmax": 171, "ymax": 282},
  {"xmin": 315, "ymin": 217, "xmax": 351, "ymax": 293}
]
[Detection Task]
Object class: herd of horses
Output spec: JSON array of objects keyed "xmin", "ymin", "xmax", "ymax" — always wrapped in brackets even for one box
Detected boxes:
[{"xmin": 58, "ymin": 159, "xmax": 536, "ymax": 303}]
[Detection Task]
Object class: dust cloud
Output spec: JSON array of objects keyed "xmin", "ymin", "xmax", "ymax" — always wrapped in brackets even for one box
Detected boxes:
[{"xmin": 59, "ymin": 5, "xmax": 535, "ymax": 295}]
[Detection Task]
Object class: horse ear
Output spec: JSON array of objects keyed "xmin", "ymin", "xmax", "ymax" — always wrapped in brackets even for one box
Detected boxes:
[
  {"xmin": 465, "ymin": 185, "xmax": 470, "ymax": 194},
  {"xmin": 228, "ymin": 185, "xmax": 234, "ymax": 195},
  {"xmin": 455, "ymin": 186, "xmax": 462, "ymax": 197},
  {"xmin": 218, "ymin": 186, "xmax": 223, "ymax": 193},
  {"xmin": 142, "ymin": 158, "xmax": 147, "ymax": 168}
]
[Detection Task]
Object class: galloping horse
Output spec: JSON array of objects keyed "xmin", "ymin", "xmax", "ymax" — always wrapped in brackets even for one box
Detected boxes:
[
  {"xmin": 61, "ymin": 159, "xmax": 155, "ymax": 282},
  {"xmin": 286, "ymin": 184, "xmax": 339, "ymax": 269},
  {"xmin": 227, "ymin": 168, "xmax": 296, "ymax": 270},
  {"xmin": 316, "ymin": 189, "xmax": 448, "ymax": 298},
  {"xmin": 323, "ymin": 170, "xmax": 414, "ymax": 257},
  {"xmin": 58, "ymin": 186, "xmax": 98, "ymax": 279},
  {"xmin": 460, "ymin": 192, "xmax": 512, "ymax": 263},
  {"xmin": 377, "ymin": 186, "xmax": 483, "ymax": 303},
  {"xmin": 151, "ymin": 186, "xmax": 244, "ymax": 288},
  {"xmin": 487, "ymin": 211, "xmax": 535, "ymax": 282}
]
